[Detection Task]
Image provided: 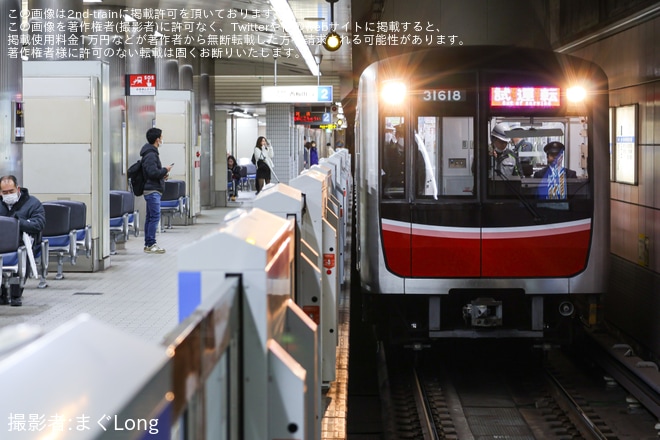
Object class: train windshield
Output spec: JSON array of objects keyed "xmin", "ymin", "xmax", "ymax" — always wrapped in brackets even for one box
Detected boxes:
[
  {"xmin": 380, "ymin": 115, "xmax": 591, "ymax": 204},
  {"xmin": 486, "ymin": 117, "xmax": 591, "ymax": 205}
]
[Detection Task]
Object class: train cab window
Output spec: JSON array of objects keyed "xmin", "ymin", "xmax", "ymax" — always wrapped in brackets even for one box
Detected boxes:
[
  {"xmin": 415, "ymin": 116, "xmax": 474, "ymax": 198},
  {"xmin": 487, "ymin": 118, "xmax": 591, "ymax": 203}
]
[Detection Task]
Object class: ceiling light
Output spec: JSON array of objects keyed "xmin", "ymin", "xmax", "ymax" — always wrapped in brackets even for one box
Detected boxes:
[
  {"xmin": 269, "ymin": 0, "xmax": 320, "ymax": 76},
  {"xmin": 323, "ymin": 0, "xmax": 342, "ymax": 52},
  {"xmin": 323, "ymin": 31, "xmax": 341, "ymax": 51}
]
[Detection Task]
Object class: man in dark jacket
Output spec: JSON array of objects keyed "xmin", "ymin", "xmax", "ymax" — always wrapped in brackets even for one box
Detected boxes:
[
  {"xmin": 140, "ymin": 127, "xmax": 172, "ymax": 254},
  {"xmin": 0, "ymin": 175, "xmax": 46, "ymax": 306},
  {"xmin": 533, "ymin": 141, "xmax": 577, "ymax": 199}
]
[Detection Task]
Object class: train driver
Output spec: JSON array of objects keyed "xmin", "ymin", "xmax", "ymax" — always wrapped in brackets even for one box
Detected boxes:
[
  {"xmin": 489, "ymin": 122, "xmax": 521, "ymax": 178},
  {"xmin": 533, "ymin": 141, "xmax": 577, "ymax": 199}
]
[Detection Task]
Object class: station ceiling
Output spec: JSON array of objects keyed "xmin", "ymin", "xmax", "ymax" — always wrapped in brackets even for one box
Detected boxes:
[{"xmin": 97, "ymin": 0, "xmax": 365, "ymax": 79}]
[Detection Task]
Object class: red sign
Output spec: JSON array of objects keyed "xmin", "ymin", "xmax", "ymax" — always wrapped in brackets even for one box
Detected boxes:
[
  {"xmin": 302, "ymin": 306, "xmax": 320, "ymax": 325},
  {"xmin": 490, "ymin": 86, "xmax": 560, "ymax": 108},
  {"xmin": 125, "ymin": 74, "xmax": 156, "ymax": 96},
  {"xmin": 323, "ymin": 253, "xmax": 335, "ymax": 269}
]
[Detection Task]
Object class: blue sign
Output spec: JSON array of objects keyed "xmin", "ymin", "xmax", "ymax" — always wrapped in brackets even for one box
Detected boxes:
[{"xmin": 262, "ymin": 85, "xmax": 333, "ymax": 103}]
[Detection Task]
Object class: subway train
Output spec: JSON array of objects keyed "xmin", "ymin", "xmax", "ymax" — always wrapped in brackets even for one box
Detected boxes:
[{"xmin": 354, "ymin": 46, "xmax": 610, "ymax": 342}]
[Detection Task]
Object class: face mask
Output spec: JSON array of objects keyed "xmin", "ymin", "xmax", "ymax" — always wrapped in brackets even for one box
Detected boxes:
[{"xmin": 2, "ymin": 192, "xmax": 19, "ymax": 205}]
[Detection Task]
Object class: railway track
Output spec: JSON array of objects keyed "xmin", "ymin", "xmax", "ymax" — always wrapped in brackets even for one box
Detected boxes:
[{"xmin": 378, "ymin": 339, "xmax": 658, "ymax": 439}]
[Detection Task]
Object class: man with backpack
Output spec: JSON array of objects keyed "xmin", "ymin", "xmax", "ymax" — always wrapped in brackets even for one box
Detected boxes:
[{"xmin": 140, "ymin": 128, "xmax": 172, "ymax": 254}]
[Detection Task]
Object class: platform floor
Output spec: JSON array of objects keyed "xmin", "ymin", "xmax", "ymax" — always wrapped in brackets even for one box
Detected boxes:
[{"xmin": 0, "ymin": 186, "xmax": 350, "ymax": 440}]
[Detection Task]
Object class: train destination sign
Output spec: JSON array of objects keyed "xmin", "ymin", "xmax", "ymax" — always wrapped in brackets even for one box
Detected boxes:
[
  {"xmin": 490, "ymin": 86, "xmax": 561, "ymax": 107},
  {"xmin": 262, "ymin": 85, "xmax": 333, "ymax": 103}
]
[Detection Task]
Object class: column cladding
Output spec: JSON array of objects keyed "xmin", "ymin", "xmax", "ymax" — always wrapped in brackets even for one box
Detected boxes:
[{"xmin": 266, "ymin": 104, "xmax": 294, "ymax": 184}]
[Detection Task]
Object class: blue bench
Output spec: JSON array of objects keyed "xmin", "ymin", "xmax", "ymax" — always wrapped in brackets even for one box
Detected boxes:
[
  {"xmin": 49, "ymin": 200, "xmax": 92, "ymax": 259},
  {"xmin": 109, "ymin": 190, "xmax": 139, "ymax": 254},
  {"xmin": 160, "ymin": 180, "xmax": 187, "ymax": 231},
  {"xmin": 244, "ymin": 163, "xmax": 257, "ymax": 191},
  {"xmin": 42, "ymin": 202, "xmax": 77, "ymax": 281},
  {"xmin": 0, "ymin": 217, "xmax": 27, "ymax": 304}
]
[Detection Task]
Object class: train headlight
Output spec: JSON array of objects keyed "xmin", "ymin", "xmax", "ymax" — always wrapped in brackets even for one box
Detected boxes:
[
  {"xmin": 566, "ymin": 86, "xmax": 587, "ymax": 103},
  {"xmin": 381, "ymin": 81, "xmax": 407, "ymax": 105}
]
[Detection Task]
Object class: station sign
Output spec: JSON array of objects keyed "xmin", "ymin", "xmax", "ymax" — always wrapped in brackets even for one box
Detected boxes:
[
  {"xmin": 262, "ymin": 85, "xmax": 333, "ymax": 103},
  {"xmin": 294, "ymin": 110, "xmax": 332, "ymax": 125},
  {"xmin": 125, "ymin": 74, "xmax": 156, "ymax": 96}
]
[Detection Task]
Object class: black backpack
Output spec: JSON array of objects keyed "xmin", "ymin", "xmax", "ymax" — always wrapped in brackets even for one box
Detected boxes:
[
  {"xmin": 251, "ymin": 153, "xmax": 257, "ymax": 165},
  {"xmin": 127, "ymin": 159, "xmax": 146, "ymax": 196}
]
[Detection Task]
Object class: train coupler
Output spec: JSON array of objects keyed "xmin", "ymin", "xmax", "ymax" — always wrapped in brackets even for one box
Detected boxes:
[{"xmin": 463, "ymin": 297, "xmax": 503, "ymax": 327}]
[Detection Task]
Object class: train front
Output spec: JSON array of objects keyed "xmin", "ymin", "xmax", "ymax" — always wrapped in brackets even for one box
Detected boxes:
[{"xmin": 355, "ymin": 47, "xmax": 609, "ymax": 341}]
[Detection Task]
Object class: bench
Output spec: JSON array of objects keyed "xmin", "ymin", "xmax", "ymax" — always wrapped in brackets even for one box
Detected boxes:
[
  {"xmin": 47, "ymin": 200, "xmax": 92, "ymax": 258},
  {"xmin": 109, "ymin": 190, "xmax": 139, "ymax": 255},
  {"xmin": 244, "ymin": 163, "xmax": 257, "ymax": 191},
  {"xmin": 160, "ymin": 180, "xmax": 187, "ymax": 231},
  {"xmin": 0, "ymin": 217, "xmax": 27, "ymax": 304},
  {"xmin": 42, "ymin": 202, "xmax": 77, "ymax": 281}
]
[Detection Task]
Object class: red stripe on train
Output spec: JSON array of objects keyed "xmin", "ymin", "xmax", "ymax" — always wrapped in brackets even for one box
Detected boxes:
[{"xmin": 382, "ymin": 220, "xmax": 591, "ymax": 278}]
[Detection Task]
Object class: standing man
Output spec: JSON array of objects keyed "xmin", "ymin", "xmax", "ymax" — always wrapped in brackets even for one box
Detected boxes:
[
  {"xmin": 309, "ymin": 141, "xmax": 319, "ymax": 166},
  {"xmin": 0, "ymin": 175, "xmax": 46, "ymax": 306},
  {"xmin": 140, "ymin": 128, "xmax": 172, "ymax": 254},
  {"xmin": 383, "ymin": 122, "xmax": 406, "ymax": 197},
  {"xmin": 533, "ymin": 141, "xmax": 577, "ymax": 199}
]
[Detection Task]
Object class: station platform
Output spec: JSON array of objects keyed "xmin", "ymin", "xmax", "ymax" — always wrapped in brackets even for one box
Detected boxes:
[{"xmin": 0, "ymin": 187, "xmax": 351, "ymax": 440}]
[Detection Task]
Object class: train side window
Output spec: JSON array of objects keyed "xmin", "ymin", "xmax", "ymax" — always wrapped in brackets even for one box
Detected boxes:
[
  {"xmin": 416, "ymin": 116, "xmax": 474, "ymax": 198},
  {"xmin": 382, "ymin": 116, "xmax": 406, "ymax": 198}
]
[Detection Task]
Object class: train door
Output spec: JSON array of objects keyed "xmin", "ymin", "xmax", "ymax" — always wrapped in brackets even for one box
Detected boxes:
[
  {"xmin": 380, "ymin": 116, "xmax": 412, "ymax": 276},
  {"xmin": 410, "ymin": 116, "xmax": 480, "ymax": 277}
]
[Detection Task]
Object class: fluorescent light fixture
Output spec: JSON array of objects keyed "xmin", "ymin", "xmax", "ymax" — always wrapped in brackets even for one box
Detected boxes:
[
  {"xmin": 269, "ymin": 0, "xmax": 320, "ymax": 76},
  {"xmin": 83, "ymin": 0, "xmax": 102, "ymax": 3},
  {"xmin": 228, "ymin": 108, "xmax": 257, "ymax": 118}
]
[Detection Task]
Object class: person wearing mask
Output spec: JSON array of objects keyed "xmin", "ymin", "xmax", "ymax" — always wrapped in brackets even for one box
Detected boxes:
[
  {"xmin": 309, "ymin": 141, "xmax": 319, "ymax": 166},
  {"xmin": 533, "ymin": 141, "xmax": 577, "ymax": 199},
  {"xmin": 140, "ymin": 127, "xmax": 172, "ymax": 254},
  {"xmin": 227, "ymin": 155, "xmax": 241, "ymax": 201},
  {"xmin": 253, "ymin": 136, "xmax": 274, "ymax": 194},
  {"xmin": 489, "ymin": 122, "xmax": 521, "ymax": 178},
  {"xmin": 0, "ymin": 175, "xmax": 46, "ymax": 306}
]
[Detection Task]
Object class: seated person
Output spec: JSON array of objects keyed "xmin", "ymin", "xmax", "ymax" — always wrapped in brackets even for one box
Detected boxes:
[
  {"xmin": 534, "ymin": 141, "xmax": 577, "ymax": 199},
  {"xmin": 0, "ymin": 175, "xmax": 46, "ymax": 306},
  {"xmin": 227, "ymin": 155, "xmax": 241, "ymax": 201}
]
